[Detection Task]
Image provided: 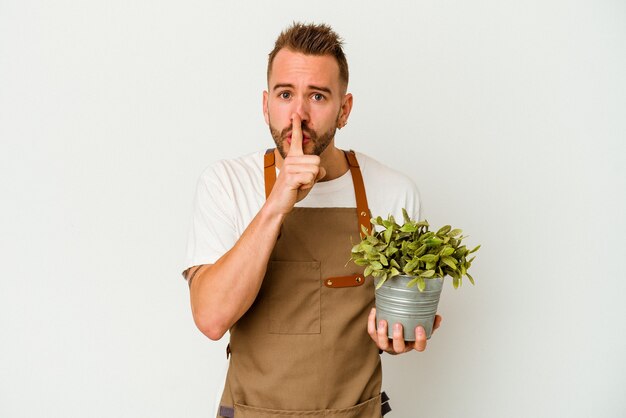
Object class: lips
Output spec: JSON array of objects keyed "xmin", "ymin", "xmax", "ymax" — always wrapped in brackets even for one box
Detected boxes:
[{"xmin": 287, "ymin": 135, "xmax": 311, "ymax": 144}]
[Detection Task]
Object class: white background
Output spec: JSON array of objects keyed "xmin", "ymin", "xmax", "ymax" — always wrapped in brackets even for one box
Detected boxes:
[{"xmin": 1, "ymin": 1, "xmax": 624, "ymax": 417}]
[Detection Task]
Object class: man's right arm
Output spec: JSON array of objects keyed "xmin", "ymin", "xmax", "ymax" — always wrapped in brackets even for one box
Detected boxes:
[
  {"xmin": 187, "ymin": 115, "xmax": 325, "ymax": 341},
  {"xmin": 187, "ymin": 204, "xmax": 284, "ymax": 340}
]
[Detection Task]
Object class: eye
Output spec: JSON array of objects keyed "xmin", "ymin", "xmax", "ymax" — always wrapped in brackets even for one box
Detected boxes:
[
  {"xmin": 280, "ymin": 91, "xmax": 291, "ymax": 100},
  {"xmin": 312, "ymin": 93, "xmax": 325, "ymax": 101}
]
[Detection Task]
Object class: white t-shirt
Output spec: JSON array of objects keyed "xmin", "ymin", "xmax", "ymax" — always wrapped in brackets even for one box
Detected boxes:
[{"xmin": 183, "ymin": 150, "xmax": 421, "ymax": 273}]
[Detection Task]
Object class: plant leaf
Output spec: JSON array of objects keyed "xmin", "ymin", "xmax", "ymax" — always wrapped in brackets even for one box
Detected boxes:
[
  {"xmin": 414, "ymin": 244, "xmax": 427, "ymax": 257},
  {"xmin": 437, "ymin": 225, "xmax": 451, "ymax": 235},
  {"xmin": 441, "ymin": 256, "xmax": 458, "ymax": 269},
  {"xmin": 384, "ymin": 227, "xmax": 393, "ymax": 243},
  {"xmin": 403, "ymin": 259, "xmax": 419, "ymax": 274},
  {"xmin": 419, "ymin": 232, "xmax": 434, "ymax": 242},
  {"xmin": 440, "ymin": 246, "xmax": 455, "ymax": 256},
  {"xmin": 366, "ymin": 235, "xmax": 379, "ymax": 245},
  {"xmin": 420, "ymin": 254, "xmax": 439, "ymax": 263},
  {"xmin": 366, "ymin": 252, "xmax": 379, "ymax": 261},
  {"xmin": 453, "ymin": 245, "xmax": 467, "ymax": 257},
  {"xmin": 353, "ymin": 258, "xmax": 369, "ymax": 266},
  {"xmin": 371, "ymin": 261, "xmax": 383, "ymax": 270},
  {"xmin": 469, "ymin": 244, "xmax": 481, "ymax": 253},
  {"xmin": 402, "ymin": 208, "xmax": 411, "ymax": 223},
  {"xmin": 466, "ymin": 272, "xmax": 475, "ymax": 285},
  {"xmin": 425, "ymin": 237, "xmax": 443, "ymax": 246},
  {"xmin": 449, "ymin": 229, "xmax": 463, "ymax": 237},
  {"xmin": 385, "ymin": 246, "xmax": 399, "ymax": 258},
  {"xmin": 449, "ymin": 269, "xmax": 461, "ymax": 279},
  {"xmin": 417, "ymin": 277, "xmax": 426, "ymax": 291}
]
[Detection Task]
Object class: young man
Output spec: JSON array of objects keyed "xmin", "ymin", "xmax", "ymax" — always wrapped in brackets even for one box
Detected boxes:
[{"xmin": 183, "ymin": 23, "xmax": 441, "ymax": 417}]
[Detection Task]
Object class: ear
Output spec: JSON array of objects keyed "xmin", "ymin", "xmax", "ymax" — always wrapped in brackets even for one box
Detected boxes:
[
  {"xmin": 262, "ymin": 90, "xmax": 270, "ymax": 125},
  {"xmin": 338, "ymin": 93, "xmax": 353, "ymax": 128}
]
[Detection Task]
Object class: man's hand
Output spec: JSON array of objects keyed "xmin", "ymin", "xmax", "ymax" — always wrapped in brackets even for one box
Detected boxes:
[
  {"xmin": 266, "ymin": 114, "xmax": 326, "ymax": 215},
  {"xmin": 367, "ymin": 308, "xmax": 442, "ymax": 354}
]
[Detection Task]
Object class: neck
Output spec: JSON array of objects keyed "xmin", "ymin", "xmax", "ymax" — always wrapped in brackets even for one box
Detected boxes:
[{"xmin": 274, "ymin": 141, "xmax": 349, "ymax": 181}]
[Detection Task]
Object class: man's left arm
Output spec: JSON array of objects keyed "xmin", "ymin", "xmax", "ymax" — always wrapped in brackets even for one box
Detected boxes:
[{"xmin": 360, "ymin": 159, "xmax": 439, "ymax": 354}]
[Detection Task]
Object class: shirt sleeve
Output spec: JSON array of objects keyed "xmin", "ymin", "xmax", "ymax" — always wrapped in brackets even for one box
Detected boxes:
[
  {"xmin": 359, "ymin": 152, "xmax": 422, "ymax": 223},
  {"xmin": 405, "ymin": 179, "xmax": 422, "ymax": 222},
  {"xmin": 182, "ymin": 163, "xmax": 238, "ymax": 277}
]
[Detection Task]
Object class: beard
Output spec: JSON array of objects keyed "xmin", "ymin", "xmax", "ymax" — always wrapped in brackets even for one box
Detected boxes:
[{"xmin": 268, "ymin": 111, "xmax": 340, "ymax": 159}]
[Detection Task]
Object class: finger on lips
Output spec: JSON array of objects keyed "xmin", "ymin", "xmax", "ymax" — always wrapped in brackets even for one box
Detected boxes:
[{"xmin": 288, "ymin": 114, "xmax": 304, "ymax": 157}]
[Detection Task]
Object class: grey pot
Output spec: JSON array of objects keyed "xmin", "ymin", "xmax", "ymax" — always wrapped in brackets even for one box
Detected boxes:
[{"xmin": 375, "ymin": 275, "xmax": 443, "ymax": 341}]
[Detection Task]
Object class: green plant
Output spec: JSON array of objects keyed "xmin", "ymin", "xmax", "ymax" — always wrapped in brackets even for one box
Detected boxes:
[{"xmin": 351, "ymin": 208, "xmax": 480, "ymax": 291}]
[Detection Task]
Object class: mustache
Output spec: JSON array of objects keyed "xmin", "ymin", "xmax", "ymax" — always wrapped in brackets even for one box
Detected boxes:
[{"xmin": 280, "ymin": 124, "xmax": 316, "ymax": 140}]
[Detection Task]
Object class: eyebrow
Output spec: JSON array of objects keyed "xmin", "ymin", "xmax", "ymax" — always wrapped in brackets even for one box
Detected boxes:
[{"xmin": 272, "ymin": 83, "xmax": 333, "ymax": 95}]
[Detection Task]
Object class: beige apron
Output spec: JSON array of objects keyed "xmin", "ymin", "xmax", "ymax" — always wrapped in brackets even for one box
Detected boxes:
[{"xmin": 217, "ymin": 150, "xmax": 391, "ymax": 418}]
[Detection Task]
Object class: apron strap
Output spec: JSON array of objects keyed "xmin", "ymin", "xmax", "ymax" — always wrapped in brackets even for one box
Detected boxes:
[
  {"xmin": 264, "ymin": 148, "xmax": 277, "ymax": 200},
  {"xmin": 343, "ymin": 150, "xmax": 372, "ymax": 237},
  {"xmin": 262, "ymin": 149, "xmax": 372, "ymax": 237}
]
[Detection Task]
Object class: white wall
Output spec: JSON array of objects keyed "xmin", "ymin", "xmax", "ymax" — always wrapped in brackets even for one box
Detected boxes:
[{"xmin": 1, "ymin": 1, "xmax": 624, "ymax": 417}]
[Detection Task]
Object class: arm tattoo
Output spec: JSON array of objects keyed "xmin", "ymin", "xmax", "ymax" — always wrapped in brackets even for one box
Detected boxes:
[{"xmin": 186, "ymin": 265, "xmax": 206, "ymax": 287}]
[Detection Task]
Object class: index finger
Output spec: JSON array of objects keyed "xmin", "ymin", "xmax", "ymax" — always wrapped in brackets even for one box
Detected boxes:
[{"xmin": 288, "ymin": 114, "xmax": 303, "ymax": 157}]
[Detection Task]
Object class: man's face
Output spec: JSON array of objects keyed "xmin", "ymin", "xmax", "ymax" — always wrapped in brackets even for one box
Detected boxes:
[{"xmin": 263, "ymin": 48, "xmax": 350, "ymax": 158}]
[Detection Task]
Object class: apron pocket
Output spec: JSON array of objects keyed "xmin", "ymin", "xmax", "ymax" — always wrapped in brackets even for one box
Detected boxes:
[
  {"xmin": 327, "ymin": 394, "xmax": 382, "ymax": 418},
  {"xmin": 232, "ymin": 394, "xmax": 382, "ymax": 418},
  {"xmin": 267, "ymin": 260, "xmax": 321, "ymax": 334},
  {"xmin": 234, "ymin": 403, "xmax": 324, "ymax": 417}
]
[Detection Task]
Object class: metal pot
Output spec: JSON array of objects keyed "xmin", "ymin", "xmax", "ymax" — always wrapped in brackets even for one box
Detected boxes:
[{"xmin": 375, "ymin": 275, "xmax": 443, "ymax": 341}]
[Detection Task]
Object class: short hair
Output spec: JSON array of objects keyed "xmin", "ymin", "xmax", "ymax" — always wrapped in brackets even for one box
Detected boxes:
[{"xmin": 267, "ymin": 22, "xmax": 349, "ymax": 88}]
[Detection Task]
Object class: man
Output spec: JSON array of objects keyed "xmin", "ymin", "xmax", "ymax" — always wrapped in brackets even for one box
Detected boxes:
[{"xmin": 183, "ymin": 23, "xmax": 441, "ymax": 417}]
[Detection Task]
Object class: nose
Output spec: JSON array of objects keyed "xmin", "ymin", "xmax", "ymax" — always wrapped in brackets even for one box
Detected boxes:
[{"xmin": 293, "ymin": 96, "xmax": 310, "ymax": 125}]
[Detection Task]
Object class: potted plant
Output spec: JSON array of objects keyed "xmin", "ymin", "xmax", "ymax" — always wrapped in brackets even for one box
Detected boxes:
[{"xmin": 351, "ymin": 209, "xmax": 480, "ymax": 341}]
